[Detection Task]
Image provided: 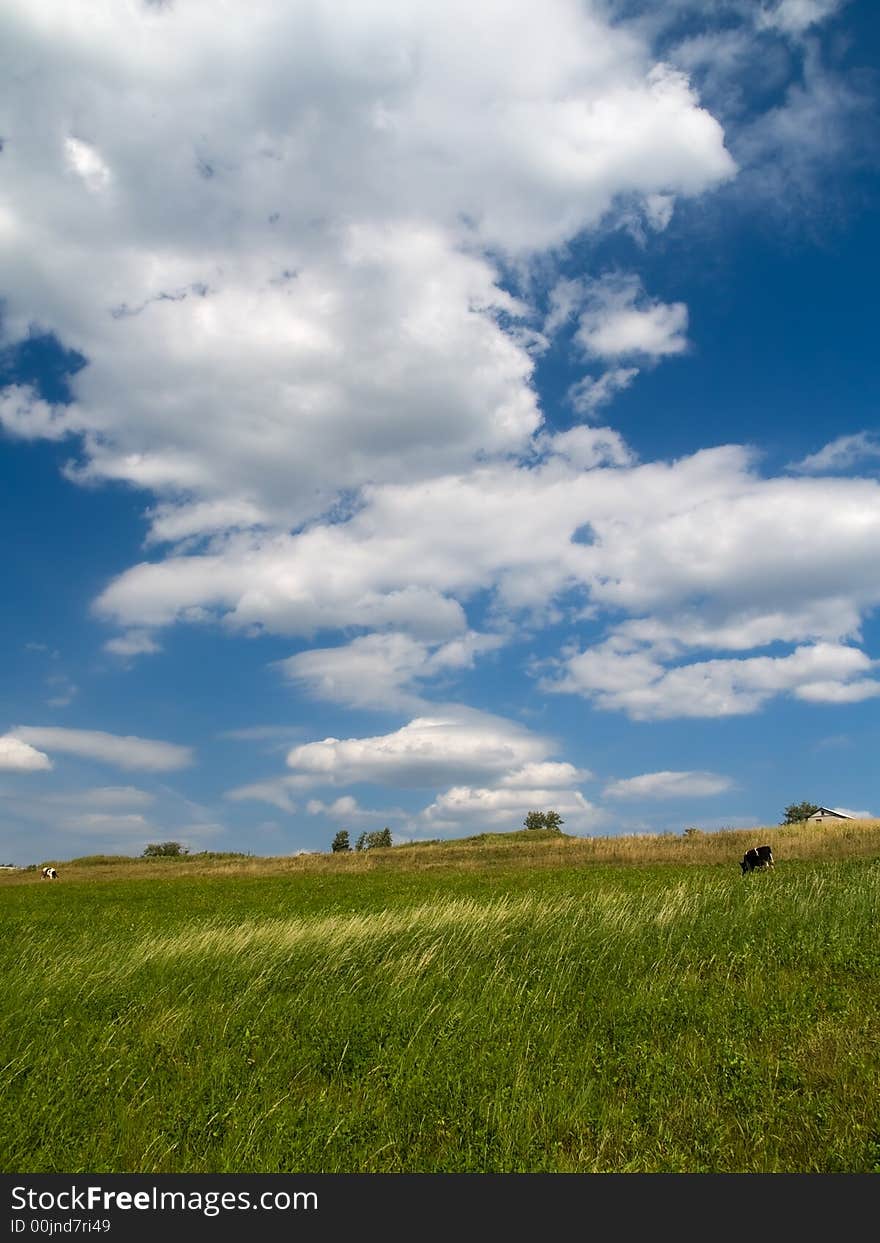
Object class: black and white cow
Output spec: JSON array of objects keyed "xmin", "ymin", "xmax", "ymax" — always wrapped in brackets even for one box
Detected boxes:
[
  {"xmin": 41, "ymin": 866, "xmax": 58, "ymax": 880},
  {"xmin": 740, "ymin": 845, "xmax": 774, "ymax": 875}
]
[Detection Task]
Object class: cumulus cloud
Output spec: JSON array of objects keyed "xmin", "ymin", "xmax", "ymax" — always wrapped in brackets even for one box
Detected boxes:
[
  {"xmin": 224, "ymin": 707, "xmax": 591, "ymax": 832},
  {"xmin": 499, "ymin": 761, "xmax": 590, "ymax": 788},
  {"xmin": 794, "ymin": 679, "xmax": 880, "ymax": 704},
  {"xmin": 418, "ymin": 784, "xmax": 604, "ymax": 834},
  {"xmin": 0, "ymin": 735, "xmax": 53, "ymax": 772},
  {"xmin": 9, "ymin": 726, "xmax": 193, "ymax": 771},
  {"xmin": 95, "ymin": 446, "xmax": 880, "ymax": 702},
  {"xmin": 573, "ymin": 274, "xmax": 689, "ymax": 361},
  {"xmin": 0, "ymin": 0, "xmax": 733, "ymax": 561},
  {"xmin": 549, "ymin": 640, "xmax": 878, "ymax": 719},
  {"xmin": 603, "ymin": 770, "xmax": 734, "ymax": 799},
  {"xmin": 0, "ymin": 386, "xmax": 70, "ymax": 441},
  {"xmin": 284, "ymin": 707, "xmax": 550, "ymax": 789},
  {"xmin": 545, "ymin": 272, "xmax": 688, "ymax": 412},
  {"xmin": 3, "ymin": 0, "xmax": 873, "ymax": 740},
  {"xmin": 277, "ymin": 631, "xmax": 504, "ymax": 710}
]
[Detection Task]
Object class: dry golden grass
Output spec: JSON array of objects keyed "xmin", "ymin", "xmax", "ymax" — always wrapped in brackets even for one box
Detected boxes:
[{"xmin": 5, "ymin": 817, "xmax": 879, "ymax": 885}]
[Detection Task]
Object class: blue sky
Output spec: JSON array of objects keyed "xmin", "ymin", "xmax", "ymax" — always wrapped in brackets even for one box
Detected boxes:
[{"xmin": 2, "ymin": 0, "xmax": 879, "ymax": 864}]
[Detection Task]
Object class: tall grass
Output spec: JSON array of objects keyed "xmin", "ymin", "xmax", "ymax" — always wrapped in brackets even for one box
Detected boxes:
[{"xmin": 2, "ymin": 844, "xmax": 879, "ymax": 1172}]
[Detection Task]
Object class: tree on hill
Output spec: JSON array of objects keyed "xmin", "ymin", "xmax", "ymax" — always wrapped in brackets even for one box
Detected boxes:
[
  {"xmin": 782, "ymin": 802, "xmax": 820, "ymax": 825},
  {"xmin": 143, "ymin": 841, "xmax": 188, "ymax": 857},
  {"xmin": 331, "ymin": 830, "xmax": 351, "ymax": 853},
  {"xmin": 353, "ymin": 828, "xmax": 393, "ymax": 851},
  {"xmin": 523, "ymin": 810, "xmax": 564, "ymax": 833}
]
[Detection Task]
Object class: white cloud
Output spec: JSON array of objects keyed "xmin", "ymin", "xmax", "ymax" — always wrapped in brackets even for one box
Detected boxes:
[
  {"xmin": 284, "ymin": 707, "xmax": 550, "ymax": 789},
  {"xmin": 305, "ymin": 795, "xmax": 400, "ymax": 823},
  {"xmin": 661, "ymin": 3, "xmax": 868, "ymax": 224},
  {"xmin": 794, "ymin": 679, "xmax": 880, "ymax": 704},
  {"xmin": 0, "ymin": 735, "xmax": 53, "ymax": 772},
  {"xmin": 144, "ymin": 499, "xmax": 270, "ymax": 546},
  {"xmin": 604, "ymin": 770, "xmax": 734, "ymax": 800},
  {"xmin": 726, "ymin": 38, "xmax": 870, "ymax": 207},
  {"xmin": 790, "ymin": 432, "xmax": 880, "ymax": 475},
  {"xmin": 0, "ymin": 385, "xmax": 70, "ymax": 441},
  {"xmin": 758, "ymin": 0, "xmax": 846, "ymax": 35},
  {"xmin": 228, "ymin": 738, "xmax": 589, "ymax": 826},
  {"xmin": 62, "ymin": 813, "xmax": 151, "ymax": 835},
  {"xmin": 224, "ymin": 778, "xmax": 299, "ymax": 814},
  {"xmin": 549, "ymin": 640, "xmax": 877, "ymax": 720},
  {"xmin": 574, "ymin": 274, "xmax": 689, "ymax": 360},
  {"xmin": 543, "ymin": 425, "xmax": 636, "ymax": 470},
  {"xmin": 499, "ymin": 761, "xmax": 591, "ymax": 788},
  {"xmin": 9, "ymin": 726, "xmax": 193, "ymax": 771},
  {"xmin": 306, "ymin": 795, "xmax": 359, "ymax": 818},
  {"xmin": 103, "ymin": 630, "xmax": 162, "ymax": 657},
  {"xmin": 64, "ymin": 137, "xmax": 112, "ymax": 192},
  {"xmin": 0, "ymin": 0, "xmax": 733, "ymax": 565},
  {"xmin": 545, "ymin": 271, "xmax": 686, "ymax": 407},
  {"xmin": 91, "ymin": 443, "xmax": 880, "ymax": 719},
  {"xmin": 3, "ymin": 0, "xmax": 874, "ymax": 738},
  {"xmin": 277, "ymin": 630, "xmax": 504, "ymax": 710},
  {"xmin": 566, "ymin": 368, "xmax": 640, "ymax": 417},
  {"xmin": 419, "ymin": 783, "xmax": 604, "ymax": 834},
  {"xmin": 44, "ymin": 786, "xmax": 155, "ymax": 808}
]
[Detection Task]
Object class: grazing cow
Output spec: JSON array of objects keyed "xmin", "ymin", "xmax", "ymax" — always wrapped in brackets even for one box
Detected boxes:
[
  {"xmin": 41, "ymin": 866, "xmax": 58, "ymax": 880},
  {"xmin": 740, "ymin": 846, "xmax": 774, "ymax": 875}
]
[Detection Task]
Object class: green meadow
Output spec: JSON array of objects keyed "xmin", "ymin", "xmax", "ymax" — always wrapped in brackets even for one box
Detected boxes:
[{"xmin": 2, "ymin": 824, "xmax": 879, "ymax": 1173}]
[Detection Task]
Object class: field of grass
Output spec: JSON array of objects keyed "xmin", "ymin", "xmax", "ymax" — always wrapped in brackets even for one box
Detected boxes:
[{"xmin": 2, "ymin": 823, "xmax": 879, "ymax": 1173}]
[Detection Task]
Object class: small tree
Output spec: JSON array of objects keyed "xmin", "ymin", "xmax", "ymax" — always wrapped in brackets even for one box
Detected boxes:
[
  {"xmin": 523, "ymin": 810, "xmax": 563, "ymax": 833},
  {"xmin": 143, "ymin": 841, "xmax": 187, "ymax": 857},
  {"xmin": 331, "ymin": 830, "xmax": 351, "ymax": 853},
  {"xmin": 353, "ymin": 828, "xmax": 394, "ymax": 852},
  {"xmin": 782, "ymin": 801, "xmax": 819, "ymax": 825}
]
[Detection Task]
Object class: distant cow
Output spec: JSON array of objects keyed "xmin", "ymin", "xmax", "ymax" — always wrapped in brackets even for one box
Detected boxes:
[
  {"xmin": 740, "ymin": 846, "xmax": 774, "ymax": 875},
  {"xmin": 41, "ymin": 866, "xmax": 58, "ymax": 880}
]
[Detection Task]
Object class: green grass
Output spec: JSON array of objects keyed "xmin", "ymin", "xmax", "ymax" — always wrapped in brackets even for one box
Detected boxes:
[{"xmin": 2, "ymin": 850, "xmax": 879, "ymax": 1172}]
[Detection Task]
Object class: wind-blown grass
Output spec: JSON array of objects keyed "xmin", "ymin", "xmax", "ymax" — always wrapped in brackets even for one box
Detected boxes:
[{"xmin": 2, "ymin": 832, "xmax": 879, "ymax": 1172}]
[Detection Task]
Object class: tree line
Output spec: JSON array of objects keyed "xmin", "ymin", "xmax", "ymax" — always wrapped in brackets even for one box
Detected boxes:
[
  {"xmin": 331, "ymin": 828, "xmax": 392, "ymax": 852},
  {"xmin": 330, "ymin": 809, "xmax": 565, "ymax": 852}
]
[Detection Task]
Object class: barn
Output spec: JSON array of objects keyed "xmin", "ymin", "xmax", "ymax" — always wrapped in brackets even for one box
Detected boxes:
[{"xmin": 806, "ymin": 807, "xmax": 855, "ymax": 823}]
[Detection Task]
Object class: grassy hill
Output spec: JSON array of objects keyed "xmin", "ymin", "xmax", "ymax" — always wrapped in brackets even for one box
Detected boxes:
[
  {"xmin": 2, "ymin": 820, "xmax": 879, "ymax": 1172},
  {"xmin": 10, "ymin": 816, "xmax": 880, "ymax": 880}
]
